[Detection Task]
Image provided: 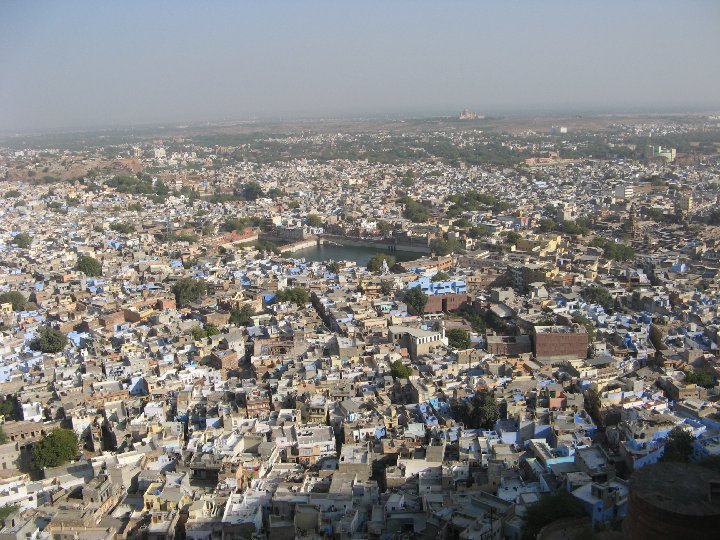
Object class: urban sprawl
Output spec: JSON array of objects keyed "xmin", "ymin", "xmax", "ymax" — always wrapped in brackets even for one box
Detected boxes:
[{"xmin": 1, "ymin": 114, "xmax": 720, "ymax": 539}]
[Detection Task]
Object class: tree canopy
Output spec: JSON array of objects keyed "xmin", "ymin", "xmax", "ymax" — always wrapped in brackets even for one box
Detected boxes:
[
  {"xmin": 110, "ymin": 222, "xmax": 135, "ymax": 234},
  {"xmin": 589, "ymin": 237, "xmax": 635, "ymax": 261},
  {"xmin": 430, "ymin": 238, "xmax": 464, "ymax": 255},
  {"xmin": 572, "ymin": 314, "xmax": 596, "ymax": 342},
  {"xmin": 275, "ymin": 287, "xmax": 309, "ymax": 306},
  {"xmin": 446, "ymin": 329, "xmax": 472, "ymax": 349},
  {"xmin": 32, "ymin": 428, "xmax": 79, "ymax": 469},
  {"xmin": 403, "ymin": 287, "xmax": 428, "ymax": 315},
  {"xmin": 230, "ymin": 304, "xmax": 255, "ymax": 325},
  {"xmin": 0, "ymin": 400, "xmax": 17, "ymax": 421},
  {"xmin": 380, "ymin": 280, "xmax": 394, "ymax": 296},
  {"xmin": 505, "ymin": 231, "xmax": 521, "ymax": 245},
  {"xmin": 458, "ymin": 304, "xmax": 487, "ymax": 334},
  {"xmin": 106, "ymin": 174, "xmax": 169, "ymax": 199},
  {"xmin": 377, "ymin": 220, "xmax": 392, "ymax": 236},
  {"xmin": 11, "ymin": 233, "xmax": 32, "ymax": 248},
  {"xmin": 77, "ymin": 255, "xmax": 102, "ymax": 277},
  {"xmin": 431, "ymin": 271, "xmax": 451, "ymax": 282},
  {"xmin": 222, "ymin": 216, "xmax": 261, "ymax": 232},
  {"xmin": 30, "ymin": 326, "xmax": 68, "ymax": 353},
  {"xmin": 367, "ymin": 254, "xmax": 395, "ymax": 273},
  {"xmin": 306, "ymin": 214, "xmax": 323, "ymax": 227},
  {"xmin": 451, "ymin": 392, "xmax": 499, "ymax": 429},
  {"xmin": 398, "ymin": 195, "xmax": 430, "ymax": 223},
  {"xmin": 172, "ymin": 278, "xmax": 207, "ymax": 307},
  {"xmin": 446, "ymin": 190, "xmax": 510, "ymax": 215},
  {"xmin": 583, "ymin": 284, "xmax": 614, "ymax": 311},
  {"xmin": 0, "ymin": 291, "xmax": 26, "ymax": 311},
  {"xmin": 662, "ymin": 426, "xmax": 694, "ymax": 463},
  {"xmin": 684, "ymin": 369, "xmax": 716, "ymax": 389},
  {"xmin": 240, "ymin": 181, "xmax": 263, "ymax": 201},
  {"xmin": 390, "ymin": 359, "xmax": 412, "ymax": 379},
  {"xmin": 190, "ymin": 324, "xmax": 219, "ymax": 340}
]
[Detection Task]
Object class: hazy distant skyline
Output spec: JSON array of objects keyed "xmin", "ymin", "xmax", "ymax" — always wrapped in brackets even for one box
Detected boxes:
[{"xmin": 1, "ymin": 0, "xmax": 719, "ymax": 132}]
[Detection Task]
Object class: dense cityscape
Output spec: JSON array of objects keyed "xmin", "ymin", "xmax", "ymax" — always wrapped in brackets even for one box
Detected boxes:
[{"xmin": 0, "ymin": 113, "xmax": 719, "ymax": 539}]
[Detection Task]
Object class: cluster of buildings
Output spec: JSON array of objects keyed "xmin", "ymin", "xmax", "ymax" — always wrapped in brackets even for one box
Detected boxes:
[{"xmin": 0, "ymin": 116, "xmax": 719, "ymax": 539}]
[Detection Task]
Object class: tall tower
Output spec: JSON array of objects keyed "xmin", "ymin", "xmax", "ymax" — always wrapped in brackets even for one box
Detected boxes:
[
  {"xmin": 675, "ymin": 193, "xmax": 692, "ymax": 224},
  {"xmin": 628, "ymin": 203, "xmax": 639, "ymax": 239}
]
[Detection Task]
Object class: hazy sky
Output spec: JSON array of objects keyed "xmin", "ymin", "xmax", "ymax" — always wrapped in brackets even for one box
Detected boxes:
[{"xmin": 1, "ymin": 0, "xmax": 719, "ymax": 131}]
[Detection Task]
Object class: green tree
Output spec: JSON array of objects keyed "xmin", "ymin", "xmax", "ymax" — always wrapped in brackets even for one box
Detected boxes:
[
  {"xmin": 562, "ymin": 220, "xmax": 589, "ymax": 235},
  {"xmin": 110, "ymin": 222, "xmax": 135, "ymax": 234},
  {"xmin": 0, "ymin": 399, "xmax": 16, "ymax": 421},
  {"xmin": 230, "ymin": 304, "xmax": 255, "ymax": 325},
  {"xmin": 505, "ymin": 231, "xmax": 521, "ymax": 245},
  {"xmin": 173, "ymin": 233, "xmax": 199, "ymax": 243},
  {"xmin": 275, "ymin": 287, "xmax": 309, "ymax": 306},
  {"xmin": 390, "ymin": 359, "xmax": 412, "ymax": 379},
  {"xmin": 4, "ymin": 190, "xmax": 21, "ymax": 198},
  {"xmin": 474, "ymin": 392, "xmax": 499, "ymax": 428},
  {"xmin": 468, "ymin": 225, "xmax": 490, "ymax": 239},
  {"xmin": 583, "ymin": 284, "xmax": 614, "ymax": 311},
  {"xmin": 222, "ymin": 217, "xmax": 248, "ymax": 232},
  {"xmin": 684, "ymin": 369, "xmax": 716, "ymax": 389},
  {"xmin": 431, "ymin": 271, "xmax": 450, "ymax": 282},
  {"xmin": 0, "ymin": 426, "xmax": 7, "ymax": 444},
  {"xmin": 77, "ymin": 255, "xmax": 102, "ymax": 277},
  {"xmin": 572, "ymin": 314, "xmax": 596, "ymax": 342},
  {"xmin": 128, "ymin": 202, "xmax": 144, "ymax": 212},
  {"xmin": 172, "ymin": 278, "xmax": 207, "ymax": 307},
  {"xmin": 451, "ymin": 392, "xmax": 499, "ymax": 429},
  {"xmin": 377, "ymin": 220, "xmax": 392, "ymax": 236},
  {"xmin": 11, "ymin": 233, "xmax": 32, "ymax": 248},
  {"xmin": 0, "ymin": 291, "xmax": 26, "ymax": 311},
  {"xmin": 30, "ymin": 326, "xmax": 68, "ymax": 353},
  {"xmin": 604, "ymin": 242, "xmax": 635, "ymax": 262},
  {"xmin": 306, "ymin": 214, "xmax": 323, "ymax": 227},
  {"xmin": 430, "ymin": 238, "xmax": 463, "ymax": 255},
  {"xmin": 32, "ymin": 428, "xmax": 79, "ymax": 469},
  {"xmin": 458, "ymin": 305, "xmax": 487, "ymax": 334},
  {"xmin": 398, "ymin": 196, "xmax": 430, "ymax": 223},
  {"xmin": 538, "ymin": 218, "xmax": 557, "ymax": 233},
  {"xmin": 584, "ymin": 388, "xmax": 603, "ymax": 426},
  {"xmin": 447, "ymin": 329, "xmax": 472, "ymax": 349},
  {"xmin": 403, "ymin": 287, "xmax": 428, "ymax": 315},
  {"xmin": 0, "ymin": 504, "xmax": 19, "ymax": 527},
  {"xmin": 589, "ymin": 237, "xmax": 635, "ymax": 261},
  {"xmin": 380, "ymin": 280, "xmax": 394, "ymax": 296},
  {"xmin": 254, "ymin": 239, "xmax": 282, "ymax": 254},
  {"xmin": 205, "ymin": 324, "xmax": 219, "ymax": 336},
  {"xmin": 367, "ymin": 254, "xmax": 395, "ymax": 273},
  {"xmin": 662, "ymin": 426, "xmax": 694, "ymax": 463},
  {"xmin": 241, "ymin": 181, "xmax": 263, "ymax": 201},
  {"xmin": 190, "ymin": 327, "xmax": 207, "ymax": 340},
  {"xmin": 326, "ymin": 261, "xmax": 340, "ymax": 274}
]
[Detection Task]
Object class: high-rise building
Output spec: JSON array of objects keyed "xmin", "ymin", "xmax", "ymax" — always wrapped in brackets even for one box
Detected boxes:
[
  {"xmin": 645, "ymin": 145, "xmax": 676, "ymax": 162},
  {"xmin": 614, "ymin": 184, "xmax": 634, "ymax": 200},
  {"xmin": 678, "ymin": 193, "xmax": 693, "ymax": 213}
]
